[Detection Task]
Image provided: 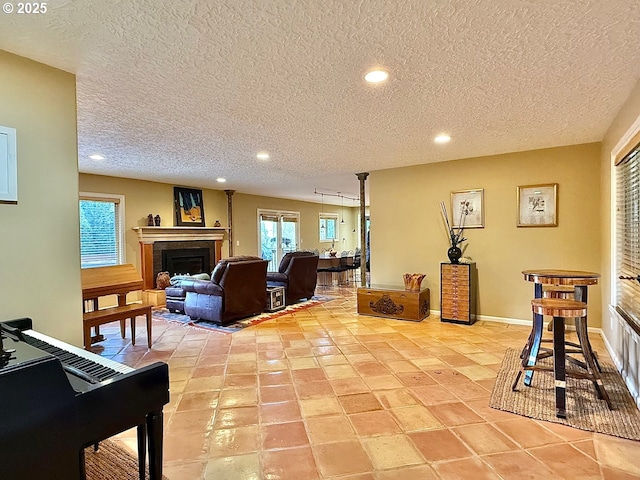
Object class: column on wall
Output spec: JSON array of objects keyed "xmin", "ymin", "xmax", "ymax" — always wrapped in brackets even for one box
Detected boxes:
[
  {"xmin": 356, "ymin": 172, "xmax": 369, "ymax": 286},
  {"xmin": 225, "ymin": 190, "xmax": 235, "ymax": 257}
]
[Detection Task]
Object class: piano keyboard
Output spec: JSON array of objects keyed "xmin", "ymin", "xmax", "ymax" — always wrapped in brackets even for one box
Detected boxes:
[{"xmin": 23, "ymin": 329, "xmax": 133, "ymax": 383}]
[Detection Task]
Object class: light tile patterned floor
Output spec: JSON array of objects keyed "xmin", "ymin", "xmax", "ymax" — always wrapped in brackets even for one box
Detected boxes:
[{"xmin": 94, "ymin": 285, "xmax": 640, "ymax": 479}]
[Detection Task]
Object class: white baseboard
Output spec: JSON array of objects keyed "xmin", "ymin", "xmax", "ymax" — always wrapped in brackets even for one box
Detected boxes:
[{"xmin": 431, "ymin": 311, "xmax": 603, "ymax": 335}]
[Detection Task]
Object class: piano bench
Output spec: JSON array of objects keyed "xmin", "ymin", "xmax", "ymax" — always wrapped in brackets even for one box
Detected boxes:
[{"xmin": 82, "ymin": 303, "xmax": 153, "ymax": 350}]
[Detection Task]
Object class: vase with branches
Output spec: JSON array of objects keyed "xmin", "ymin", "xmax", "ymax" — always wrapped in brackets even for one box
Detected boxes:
[{"xmin": 440, "ymin": 201, "xmax": 467, "ymax": 263}]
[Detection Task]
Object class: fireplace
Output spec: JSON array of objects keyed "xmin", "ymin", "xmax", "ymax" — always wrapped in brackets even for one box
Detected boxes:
[
  {"xmin": 162, "ymin": 248, "xmax": 210, "ymax": 276},
  {"xmin": 133, "ymin": 227, "xmax": 225, "ymax": 290},
  {"xmin": 153, "ymin": 241, "xmax": 218, "ymax": 281}
]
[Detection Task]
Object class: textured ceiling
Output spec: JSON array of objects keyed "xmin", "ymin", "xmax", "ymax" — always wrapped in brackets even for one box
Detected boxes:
[{"xmin": 1, "ymin": 0, "xmax": 640, "ymax": 204}]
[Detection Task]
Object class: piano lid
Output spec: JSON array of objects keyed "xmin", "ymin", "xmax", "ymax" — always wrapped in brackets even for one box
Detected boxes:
[{"xmin": 0, "ymin": 334, "xmax": 54, "ymax": 373}]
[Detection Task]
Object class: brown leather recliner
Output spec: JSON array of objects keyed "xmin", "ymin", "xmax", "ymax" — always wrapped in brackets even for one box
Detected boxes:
[
  {"xmin": 181, "ymin": 256, "xmax": 268, "ymax": 325},
  {"xmin": 267, "ymin": 251, "xmax": 319, "ymax": 305}
]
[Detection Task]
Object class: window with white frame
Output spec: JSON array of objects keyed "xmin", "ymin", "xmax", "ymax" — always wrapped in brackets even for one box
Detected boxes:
[
  {"xmin": 79, "ymin": 193, "xmax": 125, "ymax": 268},
  {"xmin": 319, "ymin": 212, "xmax": 338, "ymax": 242},
  {"xmin": 615, "ymin": 144, "xmax": 640, "ymax": 333}
]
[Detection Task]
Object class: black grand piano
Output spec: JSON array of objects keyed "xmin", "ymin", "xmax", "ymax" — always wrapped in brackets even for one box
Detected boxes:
[{"xmin": 0, "ymin": 318, "xmax": 170, "ymax": 480}]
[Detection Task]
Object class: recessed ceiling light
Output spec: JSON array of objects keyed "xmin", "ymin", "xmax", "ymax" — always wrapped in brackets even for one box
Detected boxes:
[
  {"xmin": 434, "ymin": 134, "xmax": 451, "ymax": 144},
  {"xmin": 256, "ymin": 152, "xmax": 270, "ymax": 160},
  {"xmin": 89, "ymin": 154, "xmax": 105, "ymax": 160},
  {"xmin": 216, "ymin": 178, "xmax": 226, "ymax": 183},
  {"xmin": 364, "ymin": 69, "xmax": 389, "ymax": 83}
]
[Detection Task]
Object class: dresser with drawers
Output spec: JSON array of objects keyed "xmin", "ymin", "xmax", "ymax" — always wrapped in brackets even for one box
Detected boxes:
[{"xmin": 440, "ymin": 262, "xmax": 477, "ymax": 325}]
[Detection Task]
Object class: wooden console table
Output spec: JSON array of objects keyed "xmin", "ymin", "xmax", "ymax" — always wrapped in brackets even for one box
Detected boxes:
[{"xmin": 357, "ymin": 285, "xmax": 430, "ymax": 322}]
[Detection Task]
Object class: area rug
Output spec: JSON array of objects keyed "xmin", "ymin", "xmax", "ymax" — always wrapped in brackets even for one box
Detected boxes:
[
  {"xmin": 490, "ymin": 348, "xmax": 640, "ymax": 440},
  {"xmin": 85, "ymin": 439, "xmax": 169, "ymax": 480},
  {"xmin": 153, "ymin": 295, "xmax": 333, "ymax": 334}
]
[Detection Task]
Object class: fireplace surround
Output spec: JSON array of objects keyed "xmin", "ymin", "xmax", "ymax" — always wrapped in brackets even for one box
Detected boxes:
[{"xmin": 132, "ymin": 227, "xmax": 225, "ymax": 290}]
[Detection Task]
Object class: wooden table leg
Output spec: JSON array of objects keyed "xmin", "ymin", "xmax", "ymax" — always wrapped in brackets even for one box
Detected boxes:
[
  {"xmin": 130, "ymin": 316, "xmax": 136, "ymax": 346},
  {"xmin": 146, "ymin": 310, "xmax": 153, "ymax": 348},
  {"xmin": 524, "ymin": 283, "xmax": 544, "ymax": 386},
  {"xmin": 553, "ymin": 315, "xmax": 567, "ymax": 418}
]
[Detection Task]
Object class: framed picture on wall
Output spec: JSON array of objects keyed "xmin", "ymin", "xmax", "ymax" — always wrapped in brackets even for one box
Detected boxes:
[
  {"xmin": 174, "ymin": 187, "xmax": 206, "ymax": 226},
  {"xmin": 451, "ymin": 188, "xmax": 484, "ymax": 228},
  {"xmin": 517, "ymin": 183, "xmax": 558, "ymax": 227}
]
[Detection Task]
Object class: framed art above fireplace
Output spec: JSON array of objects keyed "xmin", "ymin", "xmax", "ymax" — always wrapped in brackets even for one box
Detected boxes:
[{"xmin": 174, "ymin": 186, "xmax": 206, "ymax": 227}]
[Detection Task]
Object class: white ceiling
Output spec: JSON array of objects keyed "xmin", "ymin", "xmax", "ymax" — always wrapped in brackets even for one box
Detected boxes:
[{"xmin": 1, "ymin": 0, "xmax": 639, "ymax": 205}]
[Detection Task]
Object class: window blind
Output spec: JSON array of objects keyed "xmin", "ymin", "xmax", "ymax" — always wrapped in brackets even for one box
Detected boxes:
[
  {"xmin": 79, "ymin": 197, "xmax": 122, "ymax": 268},
  {"xmin": 615, "ymin": 145, "xmax": 640, "ymax": 334}
]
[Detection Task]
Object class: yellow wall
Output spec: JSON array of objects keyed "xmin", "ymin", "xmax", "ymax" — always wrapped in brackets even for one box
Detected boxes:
[
  {"xmin": 0, "ymin": 51, "xmax": 82, "ymax": 345},
  {"xmin": 78, "ymin": 174, "xmax": 360, "ymax": 272},
  {"xmin": 232, "ymin": 193, "xmax": 359, "ymax": 256},
  {"xmin": 79, "ymin": 174, "xmax": 230, "ymax": 264},
  {"xmin": 369, "ymin": 143, "xmax": 602, "ymax": 326}
]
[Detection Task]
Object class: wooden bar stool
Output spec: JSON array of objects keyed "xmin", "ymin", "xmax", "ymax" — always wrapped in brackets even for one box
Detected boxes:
[
  {"xmin": 543, "ymin": 285, "xmax": 573, "ymax": 332},
  {"xmin": 520, "ymin": 285, "xmax": 602, "ymax": 372},
  {"xmin": 512, "ymin": 298, "xmax": 612, "ymax": 419}
]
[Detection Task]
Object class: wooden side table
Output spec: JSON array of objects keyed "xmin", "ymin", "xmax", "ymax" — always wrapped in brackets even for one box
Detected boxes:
[
  {"xmin": 266, "ymin": 286, "xmax": 286, "ymax": 312},
  {"xmin": 142, "ymin": 289, "xmax": 166, "ymax": 307},
  {"xmin": 440, "ymin": 262, "xmax": 477, "ymax": 325}
]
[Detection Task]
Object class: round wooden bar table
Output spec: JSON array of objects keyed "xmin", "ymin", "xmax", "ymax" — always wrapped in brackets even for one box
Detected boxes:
[
  {"xmin": 521, "ymin": 270, "xmax": 599, "ymax": 385},
  {"xmin": 518, "ymin": 269, "xmax": 610, "ymax": 410}
]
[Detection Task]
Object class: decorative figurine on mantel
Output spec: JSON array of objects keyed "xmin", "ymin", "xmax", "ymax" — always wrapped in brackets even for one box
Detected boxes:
[
  {"xmin": 147, "ymin": 214, "xmax": 154, "ymax": 226},
  {"xmin": 154, "ymin": 214, "xmax": 161, "ymax": 226},
  {"xmin": 214, "ymin": 219, "xmax": 221, "ymax": 227}
]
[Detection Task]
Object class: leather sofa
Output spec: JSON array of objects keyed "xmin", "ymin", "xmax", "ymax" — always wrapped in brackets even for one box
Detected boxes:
[
  {"xmin": 181, "ymin": 256, "xmax": 268, "ymax": 325},
  {"xmin": 267, "ymin": 251, "xmax": 319, "ymax": 305}
]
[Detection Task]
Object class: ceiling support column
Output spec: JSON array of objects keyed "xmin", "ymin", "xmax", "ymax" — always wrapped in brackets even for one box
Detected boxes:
[
  {"xmin": 224, "ymin": 190, "xmax": 235, "ymax": 257},
  {"xmin": 356, "ymin": 172, "xmax": 369, "ymax": 286}
]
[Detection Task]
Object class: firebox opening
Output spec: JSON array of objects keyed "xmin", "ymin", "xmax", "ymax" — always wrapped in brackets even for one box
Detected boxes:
[{"xmin": 162, "ymin": 248, "xmax": 211, "ymax": 276}]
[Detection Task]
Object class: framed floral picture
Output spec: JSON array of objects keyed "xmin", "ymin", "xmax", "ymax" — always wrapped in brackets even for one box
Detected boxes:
[
  {"xmin": 174, "ymin": 187, "xmax": 206, "ymax": 226},
  {"xmin": 451, "ymin": 188, "xmax": 484, "ymax": 228},
  {"xmin": 517, "ymin": 183, "xmax": 558, "ymax": 227}
]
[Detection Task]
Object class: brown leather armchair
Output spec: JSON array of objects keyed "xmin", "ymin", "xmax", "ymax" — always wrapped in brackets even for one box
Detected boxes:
[
  {"xmin": 267, "ymin": 251, "xmax": 319, "ymax": 305},
  {"xmin": 181, "ymin": 256, "xmax": 268, "ymax": 325}
]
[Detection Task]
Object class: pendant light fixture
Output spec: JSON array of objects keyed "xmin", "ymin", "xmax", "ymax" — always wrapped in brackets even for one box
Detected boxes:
[
  {"xmin": 352, "ymin": 197, "xmax": 357, "ymax": 233},
  {"xmin": 340, "ymin": 193, "xmax": 345, "ymax": 224}
]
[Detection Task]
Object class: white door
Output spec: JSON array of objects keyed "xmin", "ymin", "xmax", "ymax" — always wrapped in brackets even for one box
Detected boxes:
[{"xmin": 259, "ymin": 210, "xmax": 299, "ymax": 271}]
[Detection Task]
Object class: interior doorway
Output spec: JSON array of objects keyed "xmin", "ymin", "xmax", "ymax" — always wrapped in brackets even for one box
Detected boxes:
[{"xmin": 258, "ymin": 210, "xmax": 299, "ymax": 271}]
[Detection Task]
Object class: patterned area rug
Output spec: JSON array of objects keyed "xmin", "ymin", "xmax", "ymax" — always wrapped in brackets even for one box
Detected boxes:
[
  {"xmin": 85, "ymin": 440, "xmax": 169, "ymax": 480},
  {"xmin": 491, "ymin": 348, "xmax": 640, "ymax": 440},
  {"xmin": 153, "ymin": 295, "xmax": 333, "ymax": 334}
]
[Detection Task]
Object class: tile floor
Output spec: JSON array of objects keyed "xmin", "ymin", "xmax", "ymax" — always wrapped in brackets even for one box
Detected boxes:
[{"xmin": 94, "ymin": 285, "xmax": 640, "ymax": 479}]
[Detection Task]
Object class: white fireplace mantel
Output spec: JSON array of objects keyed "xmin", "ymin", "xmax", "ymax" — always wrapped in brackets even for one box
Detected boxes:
[{"xmin": 132, "ymin": 226, "xmax": 226, "ymax": 243}]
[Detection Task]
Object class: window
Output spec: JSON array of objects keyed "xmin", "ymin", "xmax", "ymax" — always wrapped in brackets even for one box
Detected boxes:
[
  {"xmin": 79, "ymin": 193, "xmax": 125, "ymax": 268},
  {"xmin": 319, "ymin": 213, "xmax": 338, "ymax": 242},
  {"xmin": 615, "ymin": 144, "xmax": 640, "ymax": 334}
]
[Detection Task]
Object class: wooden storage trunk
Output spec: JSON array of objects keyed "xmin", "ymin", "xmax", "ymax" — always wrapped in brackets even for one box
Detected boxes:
[{"xmin": 357, "ymin": 285, "xmax": 430, "ymax": 322}]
